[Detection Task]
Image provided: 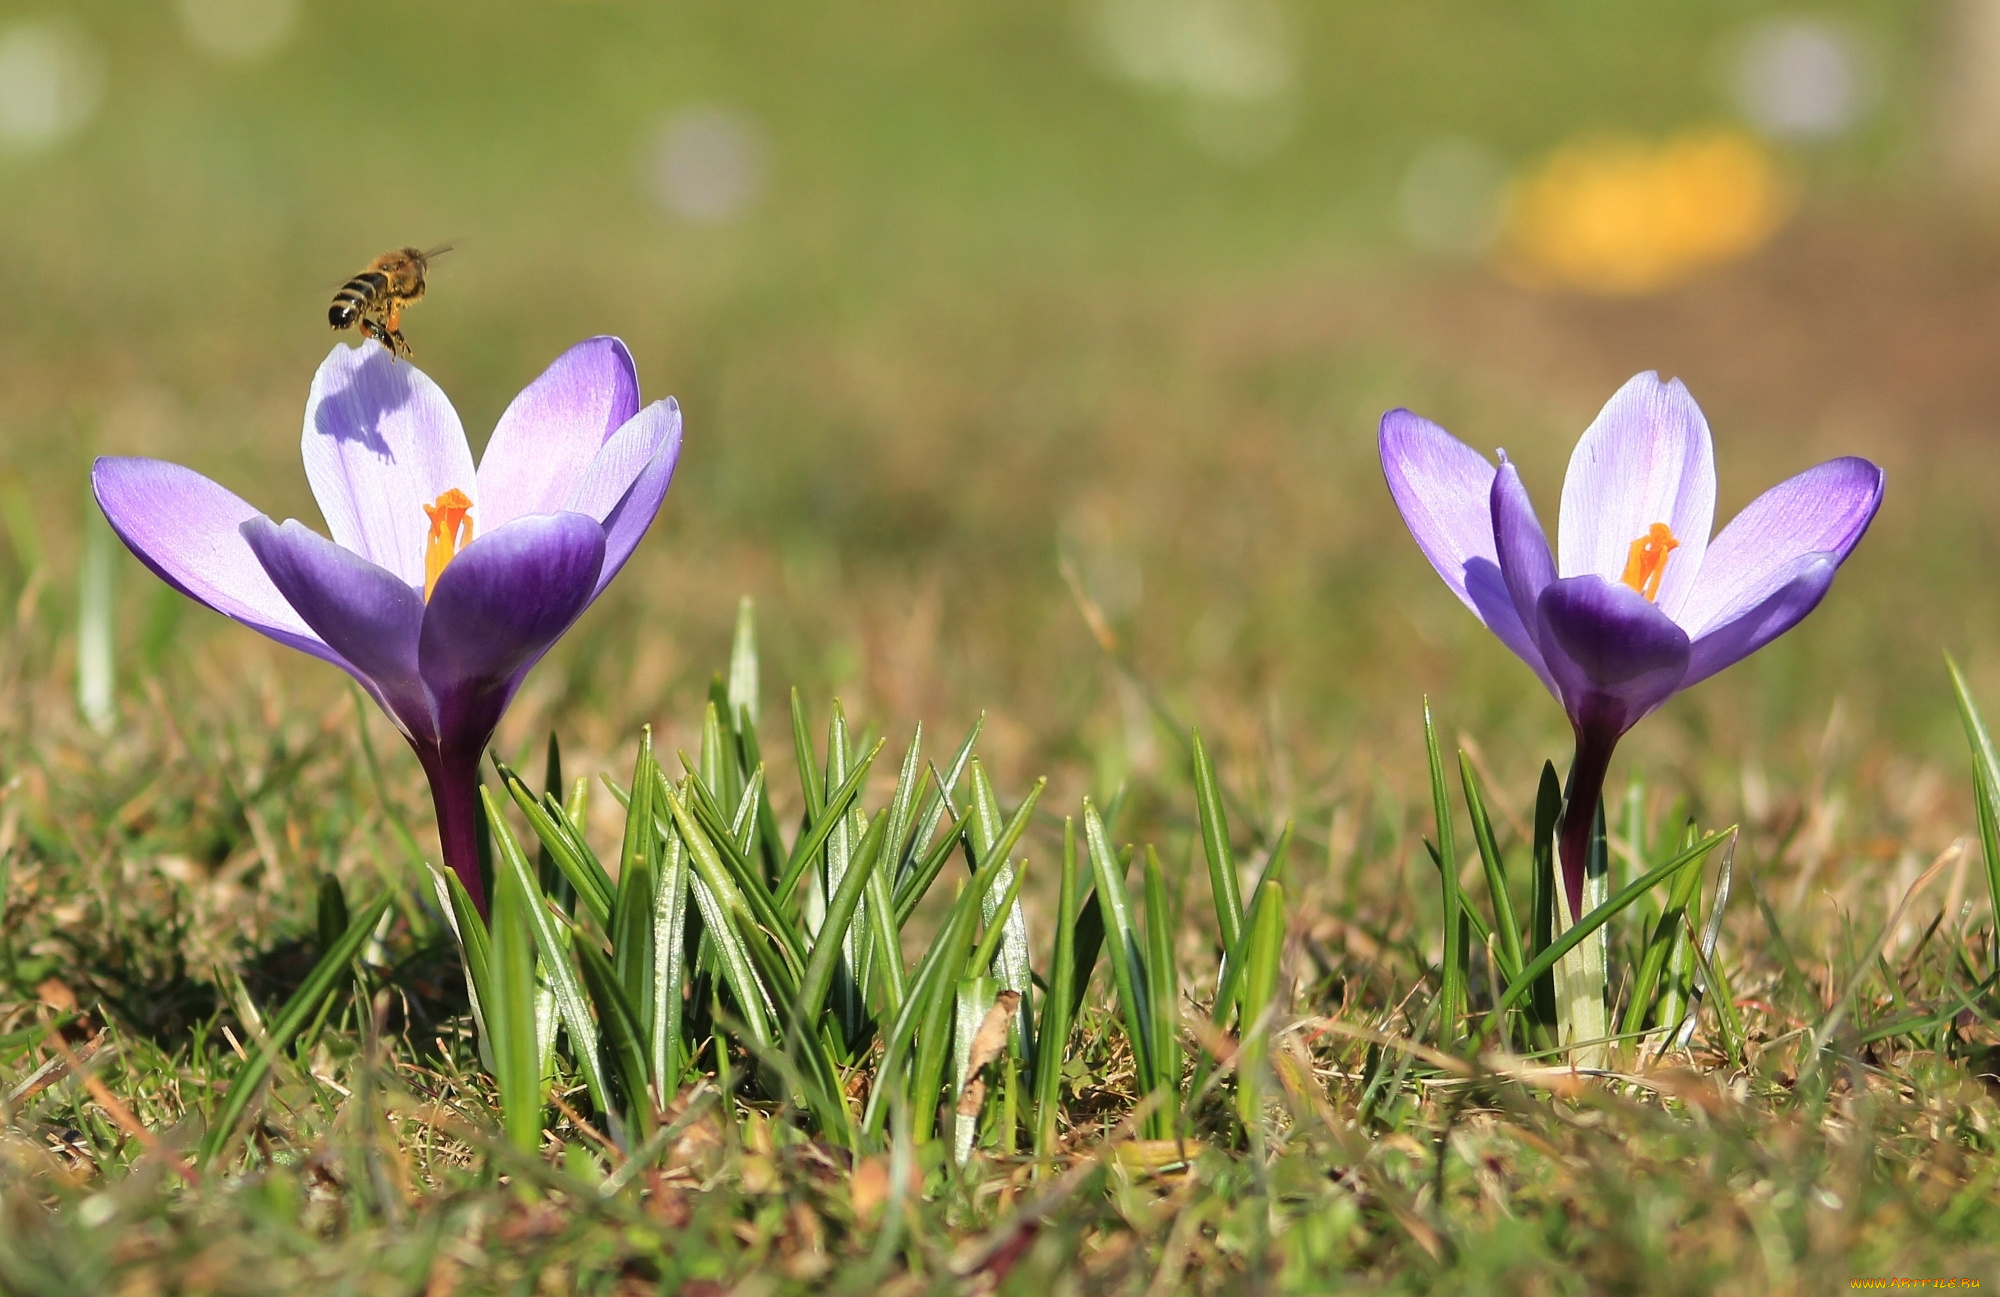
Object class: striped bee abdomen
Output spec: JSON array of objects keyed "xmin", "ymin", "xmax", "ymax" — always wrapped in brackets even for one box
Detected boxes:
[{"xmin": 328, "ymin": 271, "xmax": 389, "ymax": 329}]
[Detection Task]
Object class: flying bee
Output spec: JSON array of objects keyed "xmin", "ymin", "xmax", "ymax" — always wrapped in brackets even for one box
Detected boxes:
[{"xmin": 328, "ymin": 244, "xmax": 450, "ymax": 360}]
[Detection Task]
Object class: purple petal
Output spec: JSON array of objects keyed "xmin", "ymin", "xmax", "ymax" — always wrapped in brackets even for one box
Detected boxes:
[
  {"xmin": 1379, "ymin": 409, "xmax": 1498, "ymax": 615},
  {"xmin": 475, "ymin": 337, "xmax": 642, "ymax": 533},
  {"xmin": 1381, "ymin": 411, "xmax": 1554, "ymax": 687},
  {"xmin": 1535, "ymin": 576, "xmax": 1691, "ymax": 737},
  {"xmin": 241, "ymin": 518, "xmax": 433, "ymax": 744},
  {"xmin": 301, "ymin": 343, "xmax": 476, "ymax": 588},
  {"xmin": 568, "ymin": 399, "xmax": 682, "ymax": 598},
  {"xmin": 1677, "ymin": 457, "xmax": 1883, "ymax": 638},
  {"xmin": 417, "ymin": 512, "xmax": 607, "ymax": 754},
  {"xmin": 1492, "ymin": 460, "xmax": 1557, "ymax": 637},
  {"xmin": 1682, "ymin": 552, "xmax": 1837, "ymax": 690},
  {"xmin": 1462, "ymin": 560, "xmax": 1558, "ymax": 692},
  {"xmin": 1556, "ymin": 373, "xmax": 1716, "ymax": 621},
  {"xmin": 91, "ymin": 457, "xmax": 337, "ymax": 666}
]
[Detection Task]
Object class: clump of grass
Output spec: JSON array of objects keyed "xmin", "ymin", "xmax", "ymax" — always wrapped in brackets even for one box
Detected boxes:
[{"xmin": 3, "ymin": 598, "xmax": 2000, "ymax": 1294}]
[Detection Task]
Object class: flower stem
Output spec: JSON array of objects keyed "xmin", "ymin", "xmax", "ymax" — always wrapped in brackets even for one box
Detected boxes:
[
  {"xmin": 423, "ymin": 748, "xmax": 489, "ymax": 915},
  {"xmin": 1558, "ymin": 725, "xmax": 1616, "ymax": 923},
  {"xmin": 1556, "ymin": 722, "xmax": 1618, "ymax": 1069}
]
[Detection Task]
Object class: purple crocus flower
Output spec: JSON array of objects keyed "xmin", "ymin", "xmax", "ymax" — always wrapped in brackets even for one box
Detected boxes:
[
  {"xmin": 1381, "ymin": 373, "xmax": 1882, "ymax": 919},
  {"xmin": 93, "ymin": 338, "xmax": 681, "ymax": 913}
]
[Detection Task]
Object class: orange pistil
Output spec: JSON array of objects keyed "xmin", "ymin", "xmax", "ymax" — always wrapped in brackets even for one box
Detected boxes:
[
  {"xmin": 1619, "ymin": 522, "xmax": 1680, "ymax": 602},
  {"xmin": 423, "ymin": 488, "xmax": 474, "ymax": 600}
]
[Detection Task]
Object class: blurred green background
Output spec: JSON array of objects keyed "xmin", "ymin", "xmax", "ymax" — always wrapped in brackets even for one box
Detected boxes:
[{"xmin": 2, "ymin": 0, "xmax": 1995, "ymax": 835}]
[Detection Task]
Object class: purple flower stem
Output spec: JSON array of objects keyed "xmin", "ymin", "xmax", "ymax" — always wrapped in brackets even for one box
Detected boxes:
[
  {"xmin": 422, "ymin": 747, "xmax": 489, "ymax": 914},
  {"xmin": 1558, "ymin": 711, "xmax": 1620, "ymax": 924}
]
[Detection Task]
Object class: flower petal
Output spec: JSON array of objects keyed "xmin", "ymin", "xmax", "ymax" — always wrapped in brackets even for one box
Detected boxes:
[
  {"xmin": 240, "ymin": 517, "xmax": 432, "ymax": 743},
  {"xmin": 475, "ymin": 337, "xmax": 642, "ymax": 533},
  {"xmin": 1535, "ymin": 575, "xmax": 1692, "ymax": 737},
  {"xmin": 1556, "ymin": 373, "xmax": 1716, "ymax": 621},
  {"xmin": 91, "ymin": 457, "xmax": 336, "ymax": 665},
  {"xmin": 1493, "ymin": 459, "xmax": 1557, "ymax": 635},
  {"xmin": 1379, "ymin": 409, "xmax": 1497, "ymax": 614},
  {"xmin": 1682, "ymin": 552, "xmax": 1838, "ymax": 690},
  {"xmin": 301, "ymin": 342, "xmax": 476, "ymax": 587},
  {"xmin": 417, "ymin": 512, "xmax": 606, "ymax": 755},
  {"xmin": 1464, "ymin": 559, "xmax": 1557, "ymax": 692},
  {"xmin": 1676, "ymin": 457, "xmax": 1883, "ymax": 638},
  {"xmin": 567, "ymin": 399, "xmax": 682, "ymax": 599},
  {"xmin": 1381, "ymin": 410, "xmax": 1554, "ymax": 687}
]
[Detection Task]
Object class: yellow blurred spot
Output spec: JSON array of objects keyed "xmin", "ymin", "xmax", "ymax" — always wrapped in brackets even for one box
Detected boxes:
[{"xmin": 1498, "ymin": 127, "xmax": 1792, "ymax": 296}]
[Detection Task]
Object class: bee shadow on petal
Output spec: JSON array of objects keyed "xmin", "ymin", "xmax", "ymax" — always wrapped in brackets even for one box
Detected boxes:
[{"xmin": 311, "ymin": 345, "xmax": 415, "ymax": 463}]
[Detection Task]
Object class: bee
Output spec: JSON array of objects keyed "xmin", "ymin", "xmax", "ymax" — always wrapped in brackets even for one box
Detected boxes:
[{"xmin": 328, "ymin": 244, "xmax": 450, "ymax": 360}]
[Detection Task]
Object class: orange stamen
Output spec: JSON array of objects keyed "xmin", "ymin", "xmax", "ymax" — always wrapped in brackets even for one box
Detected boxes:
[
  {"xmin": 423, "ymin": 488, "xmax": 474, "ymax": 600},
  {"xmin": 1619, "ymin": 522, "xmax": 1680, "ymax": 602}
]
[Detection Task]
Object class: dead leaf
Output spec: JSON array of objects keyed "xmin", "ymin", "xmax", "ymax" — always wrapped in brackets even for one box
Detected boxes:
[
  {"xmin": 963, "ymin": 990, "xmax": 1020, "ymax": 1085},
  {"xmin": 956, "ymin": 1076, "xmax": 988, "ymax": 1117},
  {"xmin": 35, "ymin": 979, "xmax": 76, "ymax": 1013}
]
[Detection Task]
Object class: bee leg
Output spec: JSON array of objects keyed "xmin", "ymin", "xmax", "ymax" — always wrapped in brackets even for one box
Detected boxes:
[{"xmin": 387, "ymin": 328, "xmax": 412, "ymax": 360}]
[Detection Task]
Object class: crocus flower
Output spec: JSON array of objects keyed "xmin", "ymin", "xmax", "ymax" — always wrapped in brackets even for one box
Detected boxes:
[
  {"xmin": 1381, "ymin": 373, "xmax": 1882, "ymax": 919},
  {"xmin": 93, "ymin": 338, "xmax": 681, "ymax": 913}
]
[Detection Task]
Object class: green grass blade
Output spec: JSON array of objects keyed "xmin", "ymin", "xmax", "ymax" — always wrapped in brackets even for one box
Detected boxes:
[
  {"xmin": 967, "ymin": 762, "xmax": 1038, "ymax": 1069},
  {"xmin": 1424, "ymin": 838, "xmax": 1495, "ymax": 954},
  {"xmin": 486, "ymin": 843, "xmax": 544, "ymax": 1154},
  {"xmin": 897, "ymin": 715, "xmax": 983, "ymax": 882},
  {"xmin": 732, "ymin": 704, "xmax": 787, "ymax": 887},
  {"xmin": 823, "ymin": 703, "xmax": 869, "ymax": 1039},
  {"xmin": 1620, "ymin": 822, "xmax": 1710, "ymax": 1039},
  {"xmin": 431, "ymin": 867, "xmax": 493, "ymax": 1063},
  {"xmin": 1068, "ymin": 884, "xmax": 1108, "ymax": 1032},
  {"xmin": 316, "ymin": 872, "xmax": 349, "ymax": 955},
  {"xmin": 951, "ymin": 975, "xmax": 998, "ymax": 1163},
  {"xmin": 75, "ymin": 498, "xmax": 116, "ymax": 734},
  {"xmin": 1474, "ymin": 826, "xmax": 1735, "ymax": 1044},
  {"xmin": 661, "ymin": 787, "xmax": 777, "ymax": 1048},
  {"xmin": 908, "ymin": 884, "xmax": 983, "ymax": 1145},
  {"xmin": 965, "ymin": 858, "xmax": 1033, "ymax": 978},
  {"xmin": 500, "ymin": 765, "xmax": 614, "ymax": 928},
  {"xmin": 662, "ymin": 771, "xmax": 807, "ymax": 976},
  {"xmin": 1082, "ymin": 799, "xmax": 1153, "ymax": 1091},
  {"xmin": 730, "ymin": 766, "xmax": 765, "ymax": 863},
  {"xmin": 1423, "ymin": 699, "xmax": 1464, "ymax": 1047},
  {"xmin": 791, "ymin": 688, "xmax": 826, "ymax": 818},
  {"xmin": 483, "ymin": 788, "xmax": 612, "ymax": 1116},
  {"xmin": 775, "ymin": 739, "xmax": 886, "ymax": 908},
  {"xmin": 1530, "ymin": 761, "xmax": 1561, "ymax": 1029},
  {"xmin": 798, "ymin": 809, "xmax": 890, "ymax": 1027},
  {"xmin": 892, "ymin": 803, "xmax": 969, "ymax": 927},
  {"xmin": 1190, "ymin": 729, "xmax": 1246, "ymax": 960},
  {"xmin": 1459, "ymin": 752, "xmax": 1524, "ymax": 986},
  {"xmin": 882, "ymin": 724, "xmax": 926, "ymax": 882},
  {"xmin": 729, "ymin": 596, "xmax": 760, "ymax": 731},
  {"xmin": 863, "ymin": 877, "xmax": 986, "ymax": 1138},
  {"xmin": 1142, "ymin": 847, "xmax": 1180, "ymax": 1138},
  {"xmin": 538, "ymin": 732, "xmax": 574, "ymax": 910},
  {"xmin": 613, "ymin": 729, "xmax": 659, "ymax": 1059},
  {"xmin": 863, "ymin": 741, "xmax": 913, "ymax": 1017},
  {"xmin": 1034, "ymin": 817, "xmax": 1082, "ymax": 1158},
  {"xmin": 652, "ymin": 827, "xmax": 691, "ymax": 1101},
  {"xmin": 1234, "ymin": 879, "xmax": 1286, "ymax": 1132},
  {"xmin": 198, "ymin": 894, "xmax": 391, "ymax": 1166},
  {"xmin": 575, "ymin": 939, "xmax": 656, "ymax": 1142},
  {"xmin": 700, "ymin": 699, "xmax": 732, "ymax": 809},
  {"xmin": 1948, "ymin": 654, "xmax": 2000, "ymax": 970}
]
